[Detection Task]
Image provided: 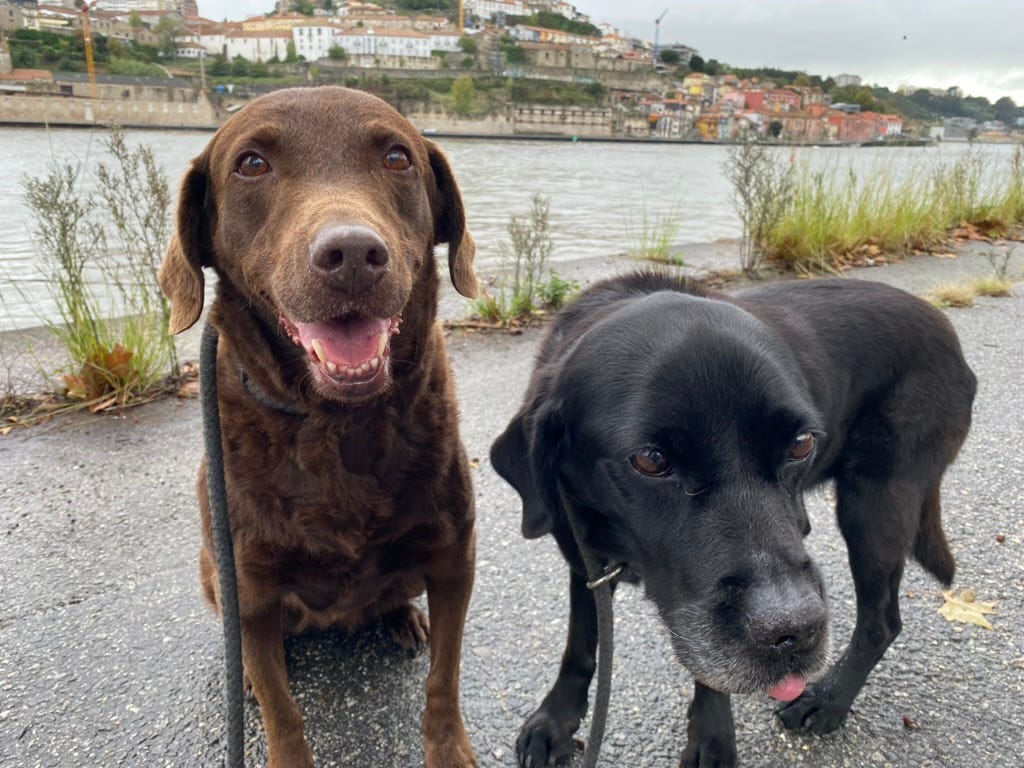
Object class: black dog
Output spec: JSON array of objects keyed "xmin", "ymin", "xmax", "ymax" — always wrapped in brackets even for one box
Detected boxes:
[{"xmin": 491, "ymin": 272, "xmax": 976, "ymax": 767}]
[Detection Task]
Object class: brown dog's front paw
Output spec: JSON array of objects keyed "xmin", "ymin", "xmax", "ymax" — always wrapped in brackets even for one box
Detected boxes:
[
  {"xmin": 425, "ymin": 731, "xmax": 477, "ymax": 768},
  {"xmin": 383, "ymin": 602, "xmax": 430, "ymax": 654},
  {"xmin": 267, "ymin": 736, "xmax": 314, "ymax": 768}
]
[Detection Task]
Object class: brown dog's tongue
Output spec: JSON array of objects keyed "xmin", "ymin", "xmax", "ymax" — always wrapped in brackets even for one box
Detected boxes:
[
  {"xmin": 295, "ymin": 317, "xmax": 390, "ymax": 367},
  {"xmin": 767, "ymin": 674, "xmax": 806, "ymax": 702}
]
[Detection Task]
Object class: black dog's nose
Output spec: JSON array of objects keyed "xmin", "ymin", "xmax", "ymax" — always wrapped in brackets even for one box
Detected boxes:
[
  {"xmin": 309, "ymin": 224, "xmax": 390, "ymax": 296},
  {"xmin": 747, "ymin": 582, "xmax": 826, "ymax": 658}
]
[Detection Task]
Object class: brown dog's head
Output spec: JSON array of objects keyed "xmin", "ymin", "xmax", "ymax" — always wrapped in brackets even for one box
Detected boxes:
[{"xmin": 159, "ymin": 86, "xmax": 476, "ymax": 402}]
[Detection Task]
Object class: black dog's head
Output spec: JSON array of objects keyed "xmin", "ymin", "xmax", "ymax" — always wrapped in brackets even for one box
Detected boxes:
[{"xmin": 492, "ymin": 282, "xmax": 830, "ymax": 698}]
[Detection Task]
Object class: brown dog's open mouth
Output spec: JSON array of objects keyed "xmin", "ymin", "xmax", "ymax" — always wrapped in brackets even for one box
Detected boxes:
[{"xmin": 280, "ymin": 314, "xmax": 401, "ymax": 398}]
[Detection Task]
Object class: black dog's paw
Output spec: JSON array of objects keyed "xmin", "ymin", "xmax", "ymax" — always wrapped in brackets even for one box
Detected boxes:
[
  {"xmin": 679, "ymin": 734, "xmax": 738, "ymax": 768},
  {"xmin": 774, "ymin": 681, "xmax": 850, "ymax": 734},
  {"xmin": 515, "ymin": 709, "xmax": 579, "ymax": 767}
]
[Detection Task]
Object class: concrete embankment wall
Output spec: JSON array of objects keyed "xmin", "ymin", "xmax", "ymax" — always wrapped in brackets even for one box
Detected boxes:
[{"xmin": 0, "ymin": 95, "xmax": 218, "ymax": 130}]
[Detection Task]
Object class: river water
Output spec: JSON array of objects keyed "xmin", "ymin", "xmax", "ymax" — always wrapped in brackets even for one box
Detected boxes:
[{"xmin": 0, "ymin": 125, "xmax": 1016, "ymax": 331}]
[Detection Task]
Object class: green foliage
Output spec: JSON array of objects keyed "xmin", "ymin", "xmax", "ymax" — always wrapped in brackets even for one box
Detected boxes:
[
  {"xmin": 328, "ymin": 45, "xmax": 347, "ymax": 61},
  {"xmin": 511, "ymin": 11, "xmax": 600, "ymax": 38},
  {"xmin": 502, "ymin": 42, "xmax": 527, "ymax": 65},
  {"xmin": 659, "ymin": 50, "xmax": 680, "ymax": 65},
  {"xmin": 107, "ymin": 57, "xmax": 167, "ymax": 78},
  {"xmin": 451, "ymin": 74, "xmax": 476, "ymax": 115},
  {"xmin": 392, "ymin": 0, "xmax": 454, "ymax": 9},
  {"xmin": 208, "ymin": 54, "xmax": 230, "ymax": 76},
  {"xmin": 723, "ymin": 142, "xmax": 796, "ymax": 274},
  {"xmin": 468, "ymin": 195, "xmax": 578, "ymax": 325},
  {"xmin": 459, "ymin": 35, "xmax": 478, "ymax": 54},
  {"xmin": 688, "ymin": 54, "xmax": 704, "ymax": 72},
  {"xmin": 764, "ymin": 148, "xmax": 1024, "ymax": 272},
  {"xmin": 14, "ymin": 129, "xmax": 178, "ymax": 410},
  {"xmin": 627, "ymin": 187, "xmax": 686, "ymax": 265}
]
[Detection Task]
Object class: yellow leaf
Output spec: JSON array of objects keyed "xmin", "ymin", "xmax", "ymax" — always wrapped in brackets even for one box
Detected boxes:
[{"xmin": 939, "ymin": 589, "xmax": 998, "ymax": 630}]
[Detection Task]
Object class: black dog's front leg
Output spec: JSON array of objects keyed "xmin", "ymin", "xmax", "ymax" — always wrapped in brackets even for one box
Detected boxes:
[
  {"xmin": 516, "ymin": 569, "xmax": 601, "ymax": 767},
  {"xmin": 680, "ymin": 682, "xmax": 737, "ymax": 768}
]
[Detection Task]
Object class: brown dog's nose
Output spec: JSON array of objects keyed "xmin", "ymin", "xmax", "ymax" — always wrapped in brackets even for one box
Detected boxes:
[{"xmin": 309, "ymin": 224, "xmax": 390, "ymax": 296}]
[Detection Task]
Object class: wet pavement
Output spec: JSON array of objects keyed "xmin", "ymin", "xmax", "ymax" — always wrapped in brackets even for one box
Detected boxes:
[{"xmin": 1, "ymin": 244, "xmax": 1022, "ymax": 767}]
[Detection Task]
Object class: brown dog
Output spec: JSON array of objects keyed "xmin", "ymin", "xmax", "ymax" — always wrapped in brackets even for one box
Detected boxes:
[{"xmin": 159, "ymin": 86, "xmax": 479, "ymax": 767}]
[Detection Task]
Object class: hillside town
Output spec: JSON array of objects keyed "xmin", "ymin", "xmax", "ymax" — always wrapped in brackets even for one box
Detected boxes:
[{"xmin": 1, "ymin": 0, "xmax": 1021, "ymax": 142}]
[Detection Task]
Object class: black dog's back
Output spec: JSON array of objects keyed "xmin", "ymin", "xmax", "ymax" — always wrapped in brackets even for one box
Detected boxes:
[{"xmin": 733, "ymin": 278, "xmax": 976, "ymax": 583}]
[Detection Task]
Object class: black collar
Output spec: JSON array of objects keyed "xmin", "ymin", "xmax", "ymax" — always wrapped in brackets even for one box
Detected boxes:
[{"xmin": 238, "ymin": 368, "xmax": 307, "ymax": 417}]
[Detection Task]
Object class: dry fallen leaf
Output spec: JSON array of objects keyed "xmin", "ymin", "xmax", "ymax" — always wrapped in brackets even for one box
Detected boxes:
[
  {"xmin": 902, "ymin": 714, "xmax": 923, "ymax": 731},
  {"xmin": 939, "ymin": 588, "xmax": 998, "ymax": 630}
]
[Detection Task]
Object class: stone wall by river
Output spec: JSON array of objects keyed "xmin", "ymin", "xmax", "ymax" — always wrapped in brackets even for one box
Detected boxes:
[{"xmin": 0, "ymin": 94, "xmax": 219, "ymax": 130}]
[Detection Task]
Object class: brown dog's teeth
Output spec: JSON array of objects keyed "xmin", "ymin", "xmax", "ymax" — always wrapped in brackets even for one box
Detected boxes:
[
  {"xmin": 311, "ymin": 338, "xmax": 326, "ymax": 363},
  {"xmin": 377, "ymin": 333, "xmax": 388, "ymax": 357}
]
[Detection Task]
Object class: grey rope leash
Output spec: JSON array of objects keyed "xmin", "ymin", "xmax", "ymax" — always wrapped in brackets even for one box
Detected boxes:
[
  {"xmin": 562, "ymin": 488, "xmax": 625, "ymax": 768},
  {"xmin": 200, "ymin": 323, "xmax": 246, "ymax": 768}
]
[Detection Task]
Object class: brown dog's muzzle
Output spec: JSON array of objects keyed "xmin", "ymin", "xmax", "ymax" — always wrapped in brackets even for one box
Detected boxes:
[{"xmin": 308, "ymin": 224, "xmax": 390, "ymax": 298}]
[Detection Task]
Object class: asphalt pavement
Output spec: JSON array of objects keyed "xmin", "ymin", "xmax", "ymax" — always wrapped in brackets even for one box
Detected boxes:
[{"xmin": 1, "ymin": 243, "xmax": 1022, "ymax": 768}]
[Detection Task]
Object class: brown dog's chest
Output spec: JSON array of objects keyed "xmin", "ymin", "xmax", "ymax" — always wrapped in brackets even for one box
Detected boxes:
[{"xmin": 218, "ymin": 400, "xmax": 468, "ymax": 622}]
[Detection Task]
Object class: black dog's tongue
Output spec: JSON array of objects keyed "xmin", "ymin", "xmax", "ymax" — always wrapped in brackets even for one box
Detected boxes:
[{"xmin": 767, "ymin": 674, "xmax": 806, "ymax": 701}]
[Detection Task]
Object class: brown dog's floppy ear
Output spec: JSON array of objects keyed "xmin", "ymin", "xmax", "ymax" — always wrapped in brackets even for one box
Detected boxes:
[
  {"xmin": 159, "ymin": 152, "xmax": 215, "ymax": 335},
  {"xmin": 427, "ymin": 142, "xmax": 478, "ymax": 299},
  {"xmin": 490, "ymin": 399, "xmax": 567, "ymax": 539}
]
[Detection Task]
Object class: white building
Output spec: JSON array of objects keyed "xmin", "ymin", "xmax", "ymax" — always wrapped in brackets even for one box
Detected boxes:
[
  {"xmin": 463, "ymin": 0, "xmax": 527, "ymax": 21},
  {"xmin": 292, "ymin": 21, "xmax": 347, "ymax": 61},
  {"xmin": 224, "ymin": 29, "xmax": 291, "ymax": 63},
  {"xmin": 336, "ymin": 28, "xmax": 432, "ymax": 60}
]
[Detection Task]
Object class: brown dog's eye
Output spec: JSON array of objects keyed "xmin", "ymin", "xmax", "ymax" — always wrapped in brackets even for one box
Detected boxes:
[
  {"xmin": 383, "ymin": 147, "xmax": 411, "ymax": 172},
  {"xmin": 237, "ymin": 152, "xmax": 270, "ymax": 178},
  {"xmin": 788, "ymin": 432, "xmax": 815, "ymax": 461},
  {"xmin": 630, "ymin": 447, "xmax": 671, "ymax": 477}
]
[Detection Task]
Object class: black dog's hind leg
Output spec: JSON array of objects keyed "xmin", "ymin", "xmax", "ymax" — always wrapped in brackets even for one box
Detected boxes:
[
  {"xmin": 777, "ymin": 476, "xmax": 913, "ymax": 733},
  {"xmin": 680, "ymin": 682, "xmax": 737, "ymax": 768},
  {"xmin": 516, "ymin": 569, "xmax": 602, "ymax": 767}
]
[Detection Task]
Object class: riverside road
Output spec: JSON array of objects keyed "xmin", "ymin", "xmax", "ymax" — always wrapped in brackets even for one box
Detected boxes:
[{"xmin": 1, "ymin": 248, "xmax": 1022, "ymax": 768}]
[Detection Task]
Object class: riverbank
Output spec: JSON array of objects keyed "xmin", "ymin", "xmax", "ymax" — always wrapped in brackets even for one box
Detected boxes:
[{"xmin": 3, "ymin": 237, "xmax": 1020, "ymax": 409}]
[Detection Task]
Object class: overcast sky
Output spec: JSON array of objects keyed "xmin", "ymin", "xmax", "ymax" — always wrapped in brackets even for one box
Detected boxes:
[{"xmin": 196, "ymin": 1, "xmax": 1024, "ymax": 105}]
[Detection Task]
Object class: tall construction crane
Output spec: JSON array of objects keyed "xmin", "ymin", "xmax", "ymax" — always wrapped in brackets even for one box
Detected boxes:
[
  {"xmin": 653, "ymin": 8, "xmax": 668, "ymax": 68},
  {"xmin": 80, "ymin": 0, "xmax": 99, "ymax": 100}
]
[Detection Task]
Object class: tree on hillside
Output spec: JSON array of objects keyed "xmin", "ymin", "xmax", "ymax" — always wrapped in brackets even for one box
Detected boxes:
[
  {"xmin": 659, "ymin": 50, "xmax": 680, "ymax": 65},
  {"xmin": 688, "ymin": 54, "xmax": 704, "ymax": 72},
  {"xmin": 994, "ymin": 96, "xmax": 1019, "ymax": 125},
  {"xmin": 452, "ymin": 74, "xmax": 476, "ymax": 115},
  {"xmin": 152, "ymin": 15, "xmax": 187, "ymax": 59}
]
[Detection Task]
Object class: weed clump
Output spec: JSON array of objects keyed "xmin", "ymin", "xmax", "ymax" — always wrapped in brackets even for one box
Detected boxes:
[
  {"xmin": 468, "ymin": 194, "xmax": 578, "ymax": 326},
  {"xmin": 11, "ymin": 127, "xmax": 179, "ymax": 417}
]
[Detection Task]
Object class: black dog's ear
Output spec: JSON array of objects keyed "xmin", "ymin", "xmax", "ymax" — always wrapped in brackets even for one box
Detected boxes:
[
  {"xmin": 426, "ymin": 140, "xmax": 478, "ymax": 299},
  {"xmin": 491, "ymin": 400, "xmax": 567, "ymax": 539},
  {"xmin": 159, "ymin": 149, "xmax": 216, "ymax": 334}
]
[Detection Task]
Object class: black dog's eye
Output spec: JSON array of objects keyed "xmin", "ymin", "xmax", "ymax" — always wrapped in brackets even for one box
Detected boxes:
[
  {"xmin": 788, "ymin": 432, "xmax": 815, "ymax": 462},
  {"xmin": 630, "ymin": 447, "xmax": 672, "ymax": 477},
  {"xmin": 383, "ymin": 146, "xmax": 412, "ymax": 172},
  {"xmin": 236, "ymin": 152, "xmax": 270, "ymax": 178}
]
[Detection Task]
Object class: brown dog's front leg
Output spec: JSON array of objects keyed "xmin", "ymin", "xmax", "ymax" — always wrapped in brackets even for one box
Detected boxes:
[
  {"xmin": 242, "ymin": 607, "xmax": 314, "ymax": 768},
  {"xmin": 422, "ymin": 527, "xmax": 478, "ymax": 768}
]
